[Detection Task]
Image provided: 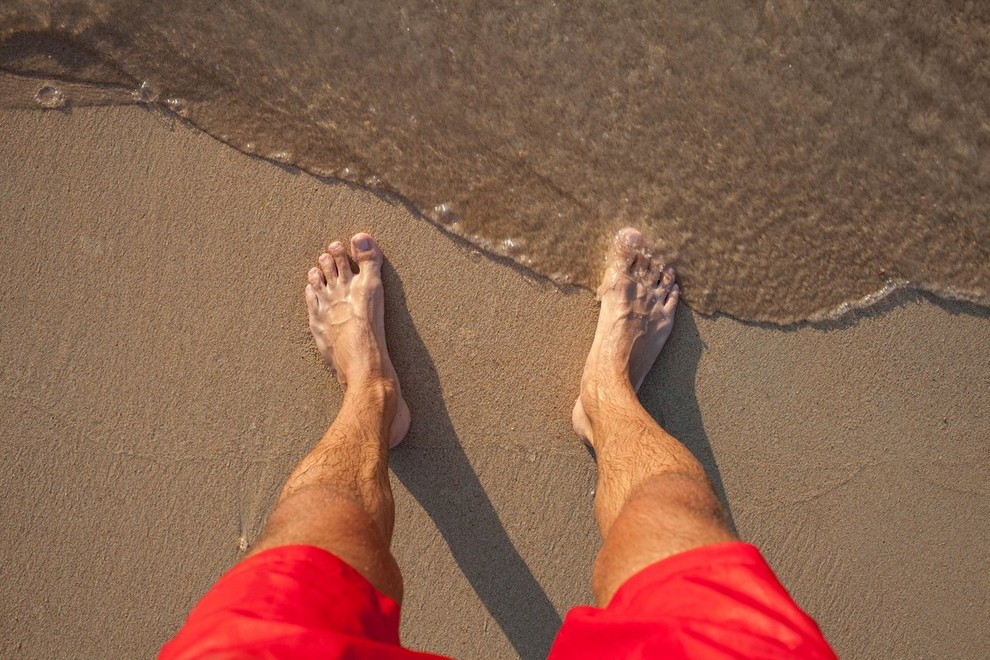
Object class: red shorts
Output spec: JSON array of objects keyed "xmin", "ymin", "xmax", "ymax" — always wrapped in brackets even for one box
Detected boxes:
[{"xmin": 161, "ymin": 542, "xmax": 834, "ymax": 659}]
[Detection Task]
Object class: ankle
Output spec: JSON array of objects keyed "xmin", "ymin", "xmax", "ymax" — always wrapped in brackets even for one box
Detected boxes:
[
  {"xmin": 580, "ymin": 372, "xmax": 637, "ymax": 419},
  {"xmin": 345, "ymin": 376, "xmax": 399, "ymax": 410},
  {"xmin": 579, "ymin": 380, "xmax": 655, "ymax": 455}
]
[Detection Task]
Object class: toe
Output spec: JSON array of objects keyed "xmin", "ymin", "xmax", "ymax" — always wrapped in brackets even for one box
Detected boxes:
[
  {"xmin": 350, "ymin": 232, "xmax": 383, "ymax": 273},
  {"xmin": 304, "ymin": 283, "xmax": 319, "ymax": 312},
  {"xmin": 608, "ymin": 227, "xmax": 644, "ymax": 272},
  {"xmin": 663, "ymin": 283, "xmax": 680, "ymax": 311},
  {"xmin": 650, "ymin": 254, "xmax": 664, "ymax": 281},
  {"xmin": 633, "ymin": 248, "xmax": 657, "ymax": 280},
  {"xmin": 328, "ymin": 241, "xmax": 352, "ymax": 282},
  {"xmin": 657, "ymin": 266, "xmax": 675, "ymax": 294},
  {"xmin": 308, "ymin": 266, "xmax": 326, "ymax": 288},
  {"xmin": 615, "ymin": 227, "xmax": 644, "ymax": 248},
  {"xmin": 318, "ymin": 252, "xmax": 338, "ymax": 283}
]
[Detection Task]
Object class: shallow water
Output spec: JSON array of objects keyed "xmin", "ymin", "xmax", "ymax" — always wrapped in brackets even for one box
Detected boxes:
[{"xmin": 1, "ymin": 1, "xmax": 987, "ymax": 322}]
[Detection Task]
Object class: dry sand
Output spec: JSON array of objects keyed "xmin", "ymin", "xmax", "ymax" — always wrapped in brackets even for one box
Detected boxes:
[{"xmin": 0, "ymin": 106, "xmax": 987, "ymax": 659}]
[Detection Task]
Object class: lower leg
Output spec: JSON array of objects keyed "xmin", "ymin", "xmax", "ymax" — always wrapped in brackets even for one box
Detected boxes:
[
  {"xmin": 574, "ymin": 229, "xmax": 734, "ymax": 605},
  {"xmin": 248, "ymin": 379, "xmax": 402, "ymax": 600},
  {"xmin": 586, "ymin": 384, "xmax": 733, "ymax": 605},
  {"xmin": 246, "ymin": 233, "xmax": 410, "ymax": 603}
]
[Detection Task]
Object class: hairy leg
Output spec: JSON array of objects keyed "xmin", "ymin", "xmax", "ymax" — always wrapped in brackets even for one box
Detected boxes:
[
  {"xmin": 574, "ymin": 228, "xmax": 735, "ymax": 606},
  {"xmin": 247, "ymin": 233, "xmax": 410, "ymax": 603}
]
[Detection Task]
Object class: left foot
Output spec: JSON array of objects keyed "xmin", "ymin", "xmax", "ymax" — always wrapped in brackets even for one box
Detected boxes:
[{"xmin": 305, "ymin": 233, "xmax": 410, "ymax": 447}]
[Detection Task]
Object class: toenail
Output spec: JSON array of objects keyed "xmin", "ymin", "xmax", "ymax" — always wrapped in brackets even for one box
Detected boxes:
[
  {"xmin": 329, "ymin": 242, "xmax": 343, "ymax": 252},
  {"xmin": 354, "ymin": 236, "xmax": 371, "ymax": 250},
  {"xmin": 320, "ymin": 254, "xmax": 331, "ymax": 264}
]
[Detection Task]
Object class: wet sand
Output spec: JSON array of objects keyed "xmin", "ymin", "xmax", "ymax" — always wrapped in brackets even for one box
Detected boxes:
[{"xmin": 0, "ymin": 106, "xmax": 987, "ymax": 659}]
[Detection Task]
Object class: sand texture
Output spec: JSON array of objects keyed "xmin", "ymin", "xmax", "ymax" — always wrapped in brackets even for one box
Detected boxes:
[{"xmin": 1, "ymin": 107, "xmax": 988, "ymax": 659}]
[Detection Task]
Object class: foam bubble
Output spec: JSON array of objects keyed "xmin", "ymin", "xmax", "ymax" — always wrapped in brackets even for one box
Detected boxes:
[
  {"xmin": 427, "ymin": 203, "xmax": 456, "ymax": 225},
  {"xmin": 164, "ymin": 97, "xmax": 187, "ymax": 116},
  {"xmin": 500, "ymin": 237, "xmax": 526, "ymax": 255},
  {"xmin": 35, "ymin": 85, "xmax": 66, "ymax": 109},
  {"xmin": 134, "ymin": 81, "xmax": 158, "ymax": 103}
]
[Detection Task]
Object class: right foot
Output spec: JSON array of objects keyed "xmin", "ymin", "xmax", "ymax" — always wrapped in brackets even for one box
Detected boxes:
[
  {"xmin": 572, "ymin": 228, "xmax": 679, "ymax": 446},
  {"xmin": 305, "ymin": 233, "xmax": 410, "ymax": 447}
]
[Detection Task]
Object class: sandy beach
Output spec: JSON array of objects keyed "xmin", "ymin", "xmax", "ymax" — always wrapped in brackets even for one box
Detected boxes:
[{"xmin": 1, "ymin": 105, "xmax": 988, "ymax": 658}]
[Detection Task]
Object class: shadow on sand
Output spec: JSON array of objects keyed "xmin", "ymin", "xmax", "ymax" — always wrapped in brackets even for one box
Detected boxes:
[
  {"xmin": 639, "ymin": 306, "xmax": 736, "ymax": 530},
  {"xmin": 381, "ymin": 262, "xmax": 562, "ymax": 659},
  {"xmin": 381, "ymin": 261, "xmax": 738, "ymax": 657}
]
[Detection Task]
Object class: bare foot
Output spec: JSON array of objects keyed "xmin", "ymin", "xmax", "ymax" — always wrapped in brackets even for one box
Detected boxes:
[
  {"xmin": 572, "ymin": 227, "xmax": 679, "ymax": 446},
  {"xmin": 305, "ymin": 233, "xmax": 410, "ymax": 447}
]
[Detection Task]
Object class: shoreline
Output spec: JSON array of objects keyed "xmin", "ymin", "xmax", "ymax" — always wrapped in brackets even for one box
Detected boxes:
[{"xmin": 4, "ymin": 66, "xmax": 988, "ymax": 326}]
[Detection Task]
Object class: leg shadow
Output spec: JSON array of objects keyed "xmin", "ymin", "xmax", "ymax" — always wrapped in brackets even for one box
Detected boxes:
[
  {"xmin": 638, "ymin": 306, "xmax": 737, "ymax": 531},
  {"xmin": 381, "ymin": 262, "xmax": 562, "ymax": 659}
]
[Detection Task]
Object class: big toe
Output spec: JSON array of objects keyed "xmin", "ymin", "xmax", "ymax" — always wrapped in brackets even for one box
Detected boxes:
[
  {"xmin": 350, "ymin": 232, "xmax": 383, "ymax": 273},
  {"xmin": 609, "ymin": 227, "xmax": 647, "ymax": 269}
]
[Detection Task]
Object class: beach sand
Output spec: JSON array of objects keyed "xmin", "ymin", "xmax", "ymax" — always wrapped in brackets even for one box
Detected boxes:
[{"xmin": 1, "ymin": 105, "xmax": 987, "ymax": 659}]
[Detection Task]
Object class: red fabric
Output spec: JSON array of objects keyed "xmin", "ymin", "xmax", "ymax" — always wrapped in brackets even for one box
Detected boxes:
[
  {"xmin": 549, "ymin": 542, "xmax": 836, "ymax": 659},
  {"xmin": 160, "ymin": 545, "xmax": 447, "ymax": 660},
  {"xmin": 162, "ymin": 542, "xmax": 834, "ymax": 659}
]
